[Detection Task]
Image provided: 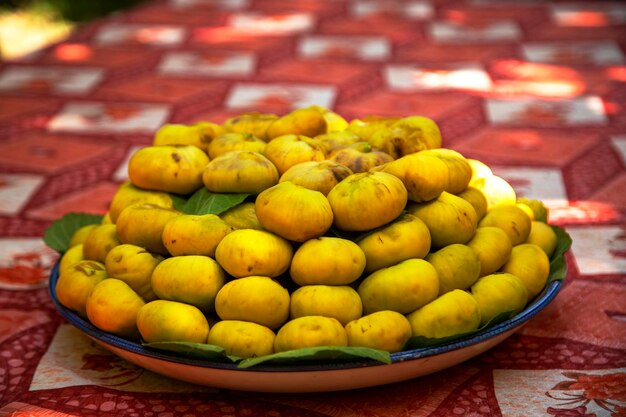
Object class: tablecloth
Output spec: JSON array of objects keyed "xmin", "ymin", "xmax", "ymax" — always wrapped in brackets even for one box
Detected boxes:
[{"xmin": 0, "ymin": 0, "xmax": 625, "ymax": 416}]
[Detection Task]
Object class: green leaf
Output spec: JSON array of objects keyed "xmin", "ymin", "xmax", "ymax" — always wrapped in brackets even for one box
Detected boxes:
[
  {"xmin": 142, "ymin": 341, "xmax": 240, "ymax": 363},
  {"xmin": 237, "ymin": 346, "xmax": 391, "ymax": 369},
  {"xmin": 43, "ymin": 212, "xmax": 103, "ymax": 253},
  {"xmin": 169, "ymin": 193, "xmax": 189, "ymax": 212},
  {"xmin": 548, "ymin": 225, "xmax": 572, "ymax": 283},
  {"xmin": 180, "ymin": 188, "xmax": 250, "ymax": 215}
]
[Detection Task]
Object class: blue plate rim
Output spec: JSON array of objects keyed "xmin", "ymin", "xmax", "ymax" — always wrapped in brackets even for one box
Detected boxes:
[{"xmin": 49, "ymin": 261, "xmax": 563, "ymax": 373}]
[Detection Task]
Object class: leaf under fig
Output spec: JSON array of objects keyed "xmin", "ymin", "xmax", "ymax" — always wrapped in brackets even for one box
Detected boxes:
[
  {"xmin": 43, "ymin": 212, "xmax": 104, "ymax": 253},
  {"xmin": 237, "ymin": 345, "xmax": 391, "ymax": 369},
  {"xmin": 142, "ymin": 341, "xmax": 240, "ymax": 363},
  {"xmin": 177, "ymin": 188, "xmax": 250, "ymax": 215}
]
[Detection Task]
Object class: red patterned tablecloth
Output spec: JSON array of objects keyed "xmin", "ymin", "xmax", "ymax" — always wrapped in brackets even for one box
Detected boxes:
[{"xmin": 1, "ymin": 0, "xmax": 625, "ymax": 416}]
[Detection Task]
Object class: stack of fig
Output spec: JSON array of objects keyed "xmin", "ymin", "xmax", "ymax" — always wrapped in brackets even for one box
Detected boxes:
[{"xmin": 55, "ymin": 106, "xmax": 558, "ymax": 360}]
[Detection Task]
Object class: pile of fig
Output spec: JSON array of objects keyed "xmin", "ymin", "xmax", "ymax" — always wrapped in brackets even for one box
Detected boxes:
[{"xmin": 53, "ymin": 106, "xmax": 563, "ymax": 362}]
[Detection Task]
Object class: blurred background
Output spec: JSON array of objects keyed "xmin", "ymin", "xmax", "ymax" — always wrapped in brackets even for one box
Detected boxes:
[{"xmin": 0, "ymin": 0, "xmax": 146, "ymax": 59}]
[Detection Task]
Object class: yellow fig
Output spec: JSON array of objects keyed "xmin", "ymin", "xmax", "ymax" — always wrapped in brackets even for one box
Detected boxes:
[
  {"xmin": 313, "ymin": 105, "xmax": 349, "ymax": 132},
  {"xmin": 466, "ymin": 226, "xmax": 513, "ymax": 277},
  {"xmin": 517, "ymin": 197, "xmax": 549, "ymax": 223},
  {"xmin": 408, "ymin": 191, "xmax": 478, "ymax": 249},
  {"xmin": 86, "ymin": 278, "xmax": 145, "ymax": 338},
  {"xmin": 479, "ymin": 204, "xmax": 532, "ymax": 246},
  {"xmin": 128, "ymin": 145, "xmax": 209, "ymax": 195},
  {"xmin": 151, "ymin": 255, "xmax": 225, "ymax": 312},
  {"xmin": 68, "ymin": 224, "xmax": 98, "ymax": 248},
  {"xmin": 358, "ymin": 258, "xmax": 439, "ymax": 315},
  {"xmin": 255, "ymin": 181, "xmax": 334, "ymax": 242},
  {"xmin": 315, "ymin": 130, "xmax": 361, "ymax": 152},
  {"xmin": 59, "ymin": 243, "xmax": 84, "ymax": 273},
  {"xmin": 206, "ymin": 132, "xmax": 266, "ymax": 159},
  {"xmin": 500, "ymin": 243, "xmax": 551, "ymax": 301},
  {"xmin": 108, "ymin": 181, "xmax": 174, "ymax": 224},
  {"xmin": 378, "ymin": 152, "xmax": 449, "ymax": 203},
  {"xmin": 223, "ymin": 112, "xmax": 279, "ymax": 142},
  {"xmin": 290, "ymin": 285, "xmax": 363, "ymax": 326},
  {"xmin": 526, "ymin": 220, "xmax": 558, "ymax": 257},
  {"xmin": 215, "ymin": 276, "xmax": 290, "ymax": 329},
  {"xmin": 468, "ymin": 158, "xmax": 493, "ymax": 182},
  {"xmin": 162, "ymin": 213, "xmax": 233, "ymax": 257},
  {"xmin": 215, "ymin": 229, "xmax": 293, "ymax": 278},
  {"xmin": 357, "ymin": 213, "xmax": 431, "ymax": 273},
  {"xmin": 426, "ymin": 244, "xmax": 482, "ymax": 295},
  {"xmin": 407, "ymin": 289, "xmax": 481, "ymax": 339},
  {"xmin": 202, "ymin": 150, "xmax": 279, "ymax": 194},
  {"xmin": 55, "ymin": 260, "xmax": 108, "ymax": 317},
  {"xmin": 470, "ymin": 175, "xmax": 517, "ymax": 211},
  {"xmin": 368, "ymin": 116, "xmax": 442, "ymax": 159},
  {"xmin": 137, "ymin": 299, "xmax": 210, "ymax": 344},
  {"xmin": 457, "ymin": 185, "xmax": 489, "ymax": 220},
  {"xmin": 266, "ymin": 107, "xmax": 328, "ymax": 139},
  {"xmin": 329, "ymin": 142, "xmax": 394, "ymax": 173},
  {"xmin": 82, "ymin": 224, "xmax": 122, "ymax": 263},
  {"xmin": 263, "ymin": 134, "xmax": 327, "ymax": 175},
  {"xmin": 153, "ymin": 121, "xmax": 224, "ymax": 151},
  {"xmin": 115, "ymin": 203, "xmax": 181, "ymax": 255},
  {"xmin": 420, "ymin": 148, "xmax": 472, "ymax": 194},
  {"xmin": 290, "ymin": 237, "xmax": 366, "ymax": 286},
  {"xmin": 327, "ymin": 171, "xmax": 407, "ymax": 232},
  {"xmin": 104, "ymin": 243, "xmax": 163, "ymax": 301},
  {"xmin": 207, "ymin": 320, "xmax": 275, "ymax": 358},
  {"xmin": 274, "ymin": 316, "xmax": 347, "ymax": 352},
  {"xmin": 345, "ymin": 310, "xmax": 412, "ymax": 353},
  {"xmin": 346, "ymin": 116, "xmax": 399, "ymax": 142},
  {"xmin": 279, "ymin": 160, "xmax": 353, "ymax": 196},
  {"xmin": 470, "ymin": 273, "xmax": 528, "ymax": 326}
]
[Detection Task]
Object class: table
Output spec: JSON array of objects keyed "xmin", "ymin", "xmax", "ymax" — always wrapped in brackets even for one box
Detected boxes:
[{"xmin": 1, "ymin": 0, "xmax": 625, "ymax": 416}]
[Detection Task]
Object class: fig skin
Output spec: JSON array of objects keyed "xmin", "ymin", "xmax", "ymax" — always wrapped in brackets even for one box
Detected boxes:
[
  {"xmin": 279, "ymin": 160, "xmax": 353, "ymax": 196},
  {"xmin": 137, "ymin": 300, "xmax": 210, "ymax": 344},
  {"xmin": 153, "ymin": 122, "xmax": 224, "ymax": 151},
  {"xmin": 206, "ymin": 132, "xmax": 266, "ymax": 159},
  {"xmin": 266, "ymin": 107, "xmax": 328, "ymax": 140},
  {"xmin": 290, "ymin": 237, "xmax": 366, "ymax": 286},
  {"xmin": 407, "ymin": 289, "xmax": 481, "ymax": 339},
  {"xmin": 357, "ymin": 213, "xmax": 431, "ymax": 274},
  {"xmin": 345, "ymin": 311, "xmax": 412, "ymax": 353},
  {"xmin": 329, "ymin": 142, "xmax": 394, "ymax": 173},
  {"xmin": 327, "ymin": 171, "xmax": 408, "ymax": 232},
  {"xmin": 358, "ymin": 258, "xmax": 439, "ymax": 315},
  {"xmin": 466, "ymin": 226, "xmax": 513, "ymax": 277},
  {"xmin": 255, "ymin": 181, "xmax": 334, "ymax": 242},
  {"xmin": 274, "ymin": 316, "xmax": 347, "ymax": 353},
  {"xmin": 408, "ymin": 191, "xmax": 478, "ymax": 249},
  {"xmin": 208, "ymin": 320, "xmax": 276, "ymax": 358},
  {"xmin": 378, "ymin": 152, "xmax": 449, "ymax": 203},
  {"xmin": 223, "ymin": 112, "xmax": 279, "ymax": 142},
  {"xmin": 202, "ymin": 150, "xmax": 279, "ymax": 194},
  {"xmin": 162, "ymin": 213, "xmax": 234, "ymax": 257},
  {"xmin": 215, "ymin": 229, "xmax": 293, "ymax": 278},
  {"xmin": 115, "ymin": 203, "xmax": 182, "ymax": 255},
  {"xmin": 263, "ymin": 134, "xmax": 328, "ymax": 175},
  {"xmin": 425, "ymin": 244, "xmax": 482, "ymax": 296},
  {"xmin": 215, "ymin": 276, "xmax": 290, "ymax": 330},
  {"xmin": 128, "ymin": 145, "xmax": 209, "ymax": 195}
]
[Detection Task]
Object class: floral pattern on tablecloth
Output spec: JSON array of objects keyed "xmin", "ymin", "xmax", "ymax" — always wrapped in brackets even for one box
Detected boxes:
[{"xmin": 1, "ymin": 0, "xmax": 625, "ymax": 415}]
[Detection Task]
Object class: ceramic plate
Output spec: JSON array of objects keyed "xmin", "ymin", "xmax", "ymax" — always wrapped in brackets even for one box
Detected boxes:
[{"xmin": 48, "ymin": 263, "xmax": 563, "ymax": 393}]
